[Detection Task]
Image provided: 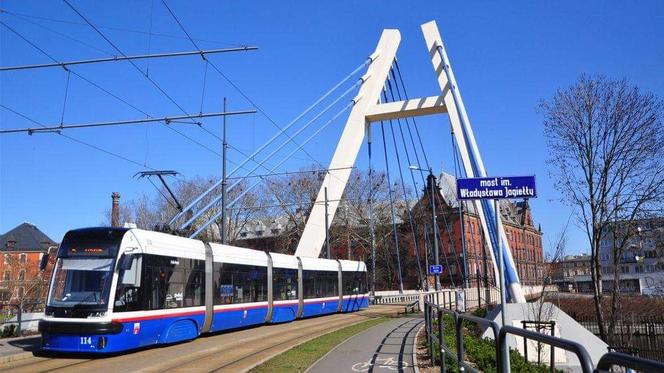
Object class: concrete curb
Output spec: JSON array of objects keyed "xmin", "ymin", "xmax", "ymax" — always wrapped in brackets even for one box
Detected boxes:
[
  {"xmin": 0, "ymin": 351, "xmax": 36, "ymax": 365},
  {"xmin": 412, "ymin": 323, "xmax": 424, "ymax": 373}
]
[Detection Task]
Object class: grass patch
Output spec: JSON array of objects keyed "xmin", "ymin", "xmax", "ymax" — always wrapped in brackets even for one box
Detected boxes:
[{"xmin": 249, "ymin": 317, "xmax": 389, "ymax": 373}]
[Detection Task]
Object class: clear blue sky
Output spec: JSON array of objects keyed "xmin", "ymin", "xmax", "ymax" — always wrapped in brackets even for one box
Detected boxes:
[{"xmin": 1, "ymin": 1, "xmax": 663, "ymax": 256}]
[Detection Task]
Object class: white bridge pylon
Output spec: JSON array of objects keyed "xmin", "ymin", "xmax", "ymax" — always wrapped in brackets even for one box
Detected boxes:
[{"xmin": 294, "ymin": 21, "xmax": 526, "ymax": 303}]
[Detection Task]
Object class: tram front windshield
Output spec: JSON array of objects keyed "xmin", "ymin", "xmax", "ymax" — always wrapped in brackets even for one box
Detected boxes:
[
  {"xmin": 46, "ymin": 228, "xmax": 125, "ymax": 310},
  {"xmin": 47, "ymin": 258, "xmax": 114, "ymax": 307}
]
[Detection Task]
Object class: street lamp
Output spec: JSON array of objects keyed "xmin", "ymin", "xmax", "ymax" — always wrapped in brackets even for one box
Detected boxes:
[{"xmin": 409, "ymin": 165, "xmax": 441, "ymax": 291}]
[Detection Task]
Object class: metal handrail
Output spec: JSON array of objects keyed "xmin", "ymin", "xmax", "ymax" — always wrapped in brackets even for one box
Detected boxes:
[
  {"xmin": 596, "ymin": 351, "xmax": 664, "ymax": 372},
  {"xmin": 498, "ymin": 325, "xmax": 594, "ymax": 373},
  {"xmin": 425, "ymin": 299, "xmax": 500, "ymax": 373},
  {"xmin": 404, "ymin": 300, "xmax": 420, "ymax": 314}
]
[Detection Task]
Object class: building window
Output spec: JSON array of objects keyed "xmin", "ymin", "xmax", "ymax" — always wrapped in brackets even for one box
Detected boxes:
[
  {"xmin": 18, "ymin": 287, "xmax": 24, "ymax": 298},
  {"xmin": 18, "ymin": 270, "xmax": 25, "ymax": 281},
  {"xmin": 3, "ymin": 254, "xmax": 9, "ymax": 265},
  {"xmin": 19, "ymin": 253, "xmax": 27, "ymax": 264},
  {"xmin": 3, "ymin": 271, "xmax": 10, "ymax": 281}
]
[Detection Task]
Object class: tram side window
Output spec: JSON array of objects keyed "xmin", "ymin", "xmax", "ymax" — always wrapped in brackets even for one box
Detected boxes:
[
  {"xmin": 214, "ymin": 262, "xmax": 267, "ymax": 304},
  {"xmin": 114, "ymin": 254, "xmax": 205, "ymax": 311},
  {"xmin": 342, "ymin": 271, "xmax": 367, "ymax": 295},
  {"xmin": 273, "ymin": 267, "xmax": 298, "ymax": 300},
  {"xmin": 303, "ymin": 270, "xmax": 338, "ymax": 298}
]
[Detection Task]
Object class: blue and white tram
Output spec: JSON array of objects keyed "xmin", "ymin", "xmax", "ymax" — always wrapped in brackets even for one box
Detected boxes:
[{"xmin": 38, "ymin": 227, "xmax": 369, "ymax": 353}]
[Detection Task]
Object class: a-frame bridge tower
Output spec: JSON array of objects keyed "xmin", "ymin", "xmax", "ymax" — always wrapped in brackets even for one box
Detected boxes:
[{"xmin": 294, "ymin": 21, "xmax": 526, "ymax": 303}]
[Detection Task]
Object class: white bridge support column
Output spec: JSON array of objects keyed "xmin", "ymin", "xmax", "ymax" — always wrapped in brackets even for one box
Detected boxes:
[
  {"xmin": 421, "ymin": 20, "xmax": 526, "ymax": 303},
  {"xmin": 294, "ymin": 21, "xmax": 526, "ymax": 304},
  {"xmin": 294, "ymin": 30, "xmax": 402, "ymax": 258},
  {"xmin": 295, "ymin": 30, "xmax": 448, "ymax": 258}
]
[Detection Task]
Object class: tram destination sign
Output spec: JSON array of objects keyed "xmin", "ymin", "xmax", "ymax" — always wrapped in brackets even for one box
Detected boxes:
[{"xmin": 456, "ymin": 176, "xmax": 536, "ymax": 200}]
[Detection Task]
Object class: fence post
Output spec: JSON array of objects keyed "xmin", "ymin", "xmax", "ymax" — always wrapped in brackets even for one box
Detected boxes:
[
  {"xmin": 439, "ymin": 308, "xmax": 446, "ymax": 372},
  {"xmin": 550, "ymin": 321, "xmax": 555, "ymax": 373},
  {"xmin": 17, "ymin": 303, "xmax": 22, "ymax": 337},
  {"xmin": 428, "ymin": 304, "xmax": 434, "ymax": 366},
  {"xmin": 522, "ymin": 321, "xmax": 529, "ymax": 363},
  {"xmin": 455, "ymin": 312, "xmax": 464, "ymax": 370},
  {"xmin": 476, "ymin": 270, "xmax": 481, "ymax": 309}
]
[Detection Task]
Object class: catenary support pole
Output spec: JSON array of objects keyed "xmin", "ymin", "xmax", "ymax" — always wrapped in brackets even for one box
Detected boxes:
[
  {"xmin": 325, "ymin": 187, "xmax": 330, "ymax": 259},
  {"xmin": 430, "ymin": 170, "xmax": 441, "ymax": 291},
  {"xmin": 221, "ymin": 97, "xmax": 228, "ymax": 244}
]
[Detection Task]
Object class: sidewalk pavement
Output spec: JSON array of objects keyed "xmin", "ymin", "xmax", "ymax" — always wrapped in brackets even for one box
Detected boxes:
[
  {"xmin": 308, "ymin": 316, "xmax": 423, "ymax": 373},
  {"xmin": 0, "ymin": 335, "xmax": 41, "ymax": 364}
]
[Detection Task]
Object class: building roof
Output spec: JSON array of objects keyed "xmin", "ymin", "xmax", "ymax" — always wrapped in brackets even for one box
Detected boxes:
[{"xmin": 0, "ymin": 222, "xmax": 56, "ymax": 252}]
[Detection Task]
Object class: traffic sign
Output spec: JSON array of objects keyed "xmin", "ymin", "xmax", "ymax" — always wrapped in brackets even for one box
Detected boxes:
[
  {"xmin": 429, "ymin": 265, "xmax": 443, "ymax": 275},
  {"xmin": 456, "ymin": 176, "xmax": 536, "ymax": 200}
]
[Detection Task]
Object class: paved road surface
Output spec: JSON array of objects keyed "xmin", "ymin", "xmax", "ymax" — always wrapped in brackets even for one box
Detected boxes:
[
  {"xmin": 0, "ymin": 305, "xmax": 404, "ymax": 373},
  {"xmin": 308, "ymin": 316, "xmax": 423, "ymax": 373}
]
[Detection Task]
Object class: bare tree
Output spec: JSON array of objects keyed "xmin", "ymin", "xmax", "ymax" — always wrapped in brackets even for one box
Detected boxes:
[
  {"xmin": 103, "ymin": 176, "xmax": 267, "ymax": 243},
  {"xmin": 541, "ymin": 75, "xmax": 664, "ymax": 341}
]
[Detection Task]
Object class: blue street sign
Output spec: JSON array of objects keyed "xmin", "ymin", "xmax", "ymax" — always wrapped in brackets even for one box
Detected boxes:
[
  {"xmin": 429, "ymin": 265, "xmax": 443, "ymax": 275},
  {"xmin": 456, "ymin": 176, "xmax": 536, "ymax": 200}
]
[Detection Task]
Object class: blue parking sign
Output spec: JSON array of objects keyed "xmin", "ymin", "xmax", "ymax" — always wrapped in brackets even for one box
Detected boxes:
[{"xmin": 429, "ymin": 265, "xmax": 443, "ymax": 275}]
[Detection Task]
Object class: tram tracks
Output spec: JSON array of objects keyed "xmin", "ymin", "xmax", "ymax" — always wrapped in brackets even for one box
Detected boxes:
[{"xmin": 0, "ymin": 305, "xmax": 403, "ymax": 373}]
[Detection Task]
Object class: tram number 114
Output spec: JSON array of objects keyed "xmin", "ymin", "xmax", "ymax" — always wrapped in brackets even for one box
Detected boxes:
[{"xmin": 80, "ymin": 337, "xmax": 92, "ymax": 345}]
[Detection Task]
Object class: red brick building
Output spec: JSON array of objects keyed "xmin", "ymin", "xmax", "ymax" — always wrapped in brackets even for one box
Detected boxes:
[
  {"xmin": 0, "ymin": 222, "xmax": 57, "ymax": 304},
  {"xmin": 410, "ymin": 173, "xmax": 544, "ymax": 288}
]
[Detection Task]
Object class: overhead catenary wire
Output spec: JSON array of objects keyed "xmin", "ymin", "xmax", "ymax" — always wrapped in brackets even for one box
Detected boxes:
[
  {"xmin": 61, "ymin": 0, "xmax": 220, "ymax": 137},
  {"xmin": 0, "ymin": 8, "xmax": 248, "ymax": 47},
  {"xmin": 4, "ymin": 11, "xmax": 115, "ymax": 56},
  {"xmin": 169, "ymin": 59, "xmax": 370, "ymax": 226},
  {"xmin": 0, "ymin": 110, "xmax": 256, "ymax": 134},
  {"xmin": 0, "ymin": 18, "xmax": 229, "ymax": 157},
  {"xmin": 159, "ymin": 0, "xmax": 332, "ymax": 173},
  {"xmin": 0, "ymin": 45, "xmax": 258, "ymax": 72},
  {"xmin": 0, "ymin": 104, "xmax": 163, "ymax": 172}
]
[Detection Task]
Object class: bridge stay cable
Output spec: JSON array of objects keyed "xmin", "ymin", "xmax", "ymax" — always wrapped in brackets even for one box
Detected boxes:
[
  {"xmin": 159, "ymin": 0, "xmax": 350, "ymax": 193},
  {"xmin": 168, "ymin": 59, "xmax": 372, "ymax": 226},
  {"xmin": 178, "ymin": 80, "xmax": 363, "ymax": 231},
  {"xmin": 382, "ymin": 83, "xmax": 425, "ymax": 290},
  {"xmin": 379, "ymin": 119, "xmax": 405, "ymax": 293},
  {"xmin": 189, "ymin": 101, "xmax": 355, "ymax": 239},
  {"xmin": 390, "ymin": 63, "xmax": 460, "ymax": 288}
]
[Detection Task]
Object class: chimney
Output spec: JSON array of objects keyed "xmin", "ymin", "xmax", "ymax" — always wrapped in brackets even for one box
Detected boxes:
[{"xmin": 111, "ymin": 192, "xmax": 121, "ymax": 227}]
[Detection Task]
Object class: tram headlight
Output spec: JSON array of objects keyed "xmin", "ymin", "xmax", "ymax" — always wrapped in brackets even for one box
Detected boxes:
[{"xmin": 87, "ymin": 311, "xmax": 106, "ymax": 318}]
